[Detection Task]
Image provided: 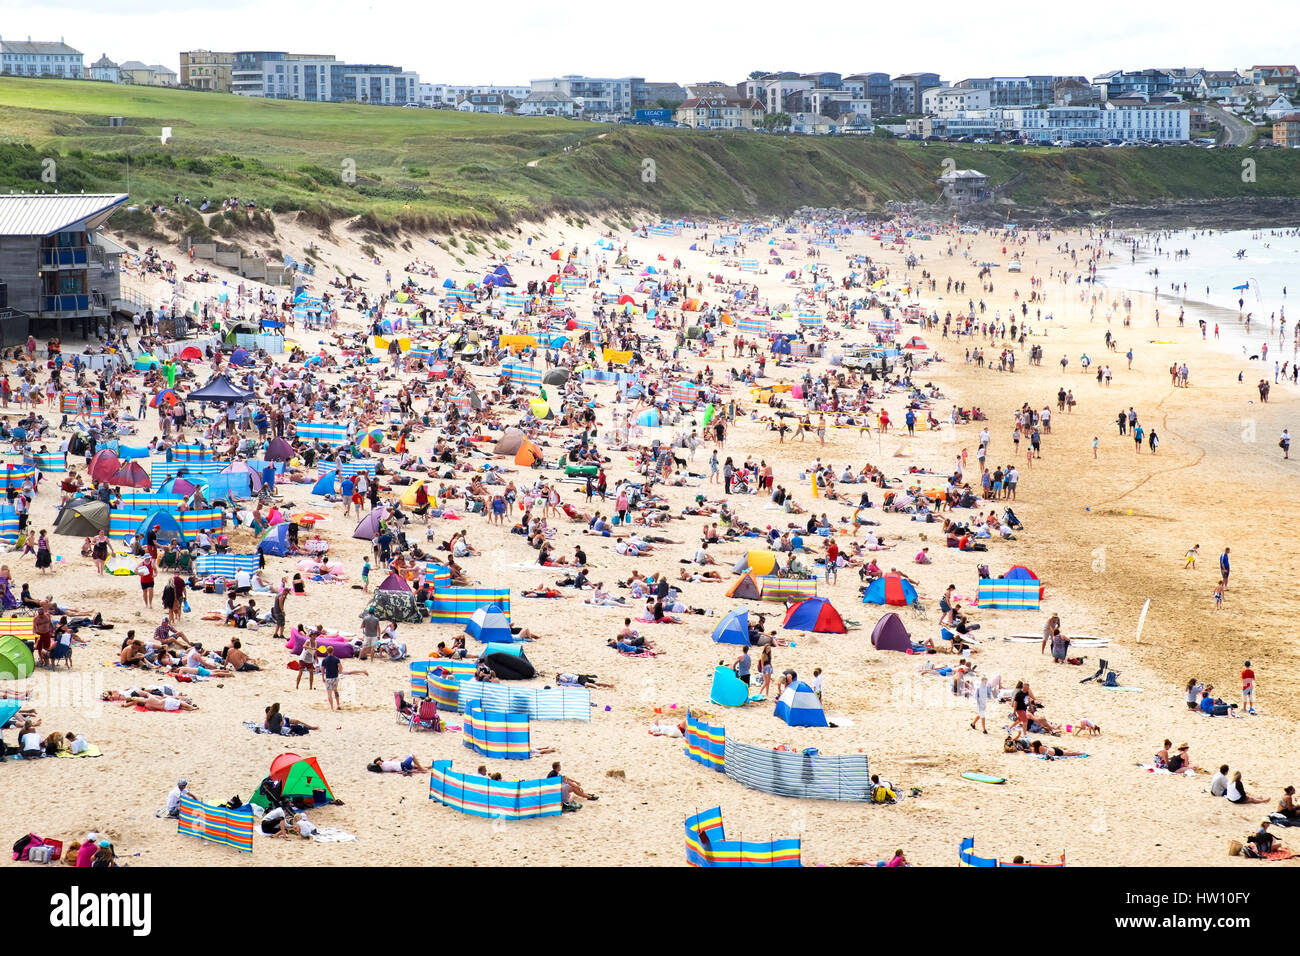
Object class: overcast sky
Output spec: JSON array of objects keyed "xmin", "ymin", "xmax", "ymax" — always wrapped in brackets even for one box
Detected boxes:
[{"xmin": 1, "ymin": 0, "xmax": 1293, "ymax": 85}]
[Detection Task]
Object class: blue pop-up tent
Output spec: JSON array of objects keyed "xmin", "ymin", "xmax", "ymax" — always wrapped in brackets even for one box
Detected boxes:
[
  {"xmin": 710, "ymin": 608, "xmax": 749, "ymax": 645},
  {"xmin": 258, "ymin": 523, "xmax": 290, "ymax": 556},
  {"xmin": 311, "ymin": 472, "xmax": 336, "ymax": 496},
  {"xmin": 465, "ymin": 603, "xmax": 512, "ymax": 643},
  {"xmin": 774, "ymin": 681, "xmax": 828, "ymax": 727}
]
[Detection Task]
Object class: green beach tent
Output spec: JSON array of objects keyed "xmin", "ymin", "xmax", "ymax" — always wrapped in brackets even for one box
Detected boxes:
[{"xmin": 0, "ymin": 634, "xmax": 36, "ymax": 680}]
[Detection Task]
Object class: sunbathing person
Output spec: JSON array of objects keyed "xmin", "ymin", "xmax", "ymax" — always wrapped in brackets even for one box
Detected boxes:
[
  {"xmin": 1027, "ymin": 740, "xmax": 1086, "ymax": 759},
  {"xmin": 556, "ymin": 672, "xmax": 615, "ymax": 689},
  {"xmin": 370, "ymin": 755, "xmax": 428, "ymax": 775},
  {"xmin": 124, "ymin": 695, "xmax": 197, "ymax": 712},
  {"xmin": 678, "ymin": 568, "xmax": 724, "ymax": 582}
]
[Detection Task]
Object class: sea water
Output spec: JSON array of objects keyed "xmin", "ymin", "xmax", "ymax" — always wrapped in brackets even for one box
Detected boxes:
[{"xmin": 1095, "ymin": 226, "xmax": 1300, "ymax": 369}]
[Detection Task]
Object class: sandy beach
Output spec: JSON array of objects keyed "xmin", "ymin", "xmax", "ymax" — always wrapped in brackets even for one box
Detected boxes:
[{"xmin": 4, "ymin": 208, "xmax": 1299, "ymax": 869}]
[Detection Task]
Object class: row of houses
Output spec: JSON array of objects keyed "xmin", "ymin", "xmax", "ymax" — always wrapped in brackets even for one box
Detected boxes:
[{"xmin": 0, "ymin": 38, "xmax": 176, "ymax": 85}]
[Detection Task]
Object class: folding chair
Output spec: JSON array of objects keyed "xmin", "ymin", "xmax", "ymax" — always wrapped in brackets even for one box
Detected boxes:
[
  {"xmin": 409, "ymin": 698, "xmax": 440, "ymax": 732},
  {"xmin": 394, "ymin": 691, "xmax": 413, "ymax": 725}
]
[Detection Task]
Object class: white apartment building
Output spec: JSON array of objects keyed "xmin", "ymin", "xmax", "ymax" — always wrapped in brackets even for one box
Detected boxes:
[
  {"xmin": 1003, "ymin": 104, "xmax": 1188, "ymax": 142},
  {"xmin": 530, "ymin": 76, "xmax": 640, "ymax": 115},
  {"xmin": 922, "ymin": 85, "xmax": 992, "ymax": 114},
  {"xmin": 0, "ymin": 37, "xmax": 83, "ymax": 78}
]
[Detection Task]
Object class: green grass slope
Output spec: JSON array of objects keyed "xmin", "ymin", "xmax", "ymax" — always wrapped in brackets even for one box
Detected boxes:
[{"xmin": 1, "ymin": 77, "xmax": 1298, "ymax": 228}]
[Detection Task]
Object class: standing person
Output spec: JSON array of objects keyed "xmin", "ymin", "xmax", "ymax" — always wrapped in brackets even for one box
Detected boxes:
[
  {"xmin": 723, "ymin": 457, "xmax": 735, "ymax": 494},
  {"xmin": 734, "ymin": 646, "xmax": 752, "ymax": 687},
  {"xmin": 34, "ymin": 530, "xmax": 52, "ymax": 575},
  {"xmin": 1281, "ymin": 428, "xmax": 1291, "ymax": 460},
  {"xmin": 759, "ymin": 644, "xmax": 773, "ymax": 698},
  {"xmin": 970, "ymin": 676, "xmax": 992, "ymax": 734},
  {"xmin": 361, "ymin": 557, "xmax": 371, "ymax": 593},
  {"xmin": 1220, "ymin": 547, "xmax": 1231, "ymax": 592},
  {"xmin": 1092, "ymin": 435, "xmax": 1099, "ymax": 458},
  {"xmin": 272, "ymin": 587, "xmax": 288, "ymax": 639},
  {"xmin": 1242, "ymin": 660, "xmax": 1256, "ymax": 714},
  {"xmin": 1133, "ymin": 423, "xmax": 1144, "ymax": 452},
  {"xmin": 1185, "ymin": 544, "xmax": 1199, "ymax": 568},
  {"xmin": 294, "ymin": 635, "xmax": 316, "ymax": 690},
  {"xmin": 90, "ymin": 530, "xmax": 112, "ymax": 576},
  {"xmin": 321, "ymin": 646, "xmax": 342, "ymax": 711},
  {"xmin": 359, "ymin": 609, "xmax": 380, "ymax": 662},
  {"xmin": 709, "ymin": 450, "xmax": 719, "ymax": 484},
  {"xmin": 136, "ymin": 552, "xmax": 156, "ymax": 609}
]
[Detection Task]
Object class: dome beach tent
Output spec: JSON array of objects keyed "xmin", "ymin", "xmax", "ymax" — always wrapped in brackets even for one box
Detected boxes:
[
  {"xmin": 264, "ymin": 436, "xmax": 295, "ymax": 461},
  {"xmin": 258, "ymin": 523, "xmax": 291, "ymax": 557},
  {"xmin": 724, "ymin": 572, "xmax": 763, "ymax": 601},
  {"xmin": 352, "ymin": 509, "xmax": 386, "ymax": 541},
  {"xmin": 310, "ymin": 472, "xmax": 337, "ymax": 496},
  {"xmin": 731, "ymin": 549, "xmax": 777, "ymax": 575},
  {"xmin": 137, "ymin": 510, "xmax": 186, "ymax": 544},
  {"xmin": 494, "ymin": 427, "xmax": 526, "ymax": 456},
  {"xmin": 466, "ymin": 603, "xmax": 512, "ymax": 643},
  {"xmin": 781, "ymin": 597, "xmax": 846, "ymax": 634},
  {"xmin": 1004, "ymin": 565, "xmax": 1044, "ymax": 599},
  {"xmin": 774, "ymin": 681, "xmax": 828, "ymax": 727},
  {"xmin": 370, "ymin": 572, "xmax": 423, "ymax": 623},
  {"xmin": 0, "ymin": 634, "xmax": 36, "ymax": 680},
  {"xmin": 710, "ymin": 608, "xmax": 749, "ymax": 645},
  {"xmin": 871, "ymin": 612, "xmax": 912, "ymax": 652},
  {"xmin": 54, "ymin": 499, "xmax": 110, "ymax": 537},
  {"xmin": 862, "ymin": 573, "xmax": 918, "ymax": 606},
  {"xmin": 109, "ymin": 460, "xmax": 151, "ymax": 488},
  {"xmin": 251, "ymin": 753, "xmax": 334, "ymax": 809}
]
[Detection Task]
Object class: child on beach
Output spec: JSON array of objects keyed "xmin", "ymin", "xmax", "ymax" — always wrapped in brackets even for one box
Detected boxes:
[
  {"xmin": 1185, "ymin": 544, "xmax": 1199, "ymax": 569},
  {"xmin": 1213, "ymin": 581, "xmax": 1224, "ymax": 609},
  {"xmin": 361, "ymin": 557, "xmax": 371, "ymax": 593},
  {"xmin": 1242, "ymin": 661, "xmax": 1255, "ymax": 714}
]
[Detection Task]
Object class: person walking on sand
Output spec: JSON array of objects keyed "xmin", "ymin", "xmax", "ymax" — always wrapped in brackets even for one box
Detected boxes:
[
  {"xmin": 1281, "ymin": 428, "xmax": 1291, "ymax": 460},
  {"xmin": 1185, "ymin": 544, "xmax": 1199, "ymax": 569},
  {"xmin": 1242, "ymin": 660, "xmax": 1256, "ymax": 714},
  {"xmin": 1220, "ymin": 547, "xmax": 1231, "ymax": 591},
  {"xmin": 1133, "ymin": 423, "xmax": 1144, "ymax": 452},
  {"xmin": 1092, "ymin": 436, "xmax": 1098, "ymax": 459},
  {"xmin": 1213, "ymin": 580, "xmax": 1224, "ymax": 609}
]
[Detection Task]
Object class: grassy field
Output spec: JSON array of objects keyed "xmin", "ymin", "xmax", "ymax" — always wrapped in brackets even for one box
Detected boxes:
[{"xmin": 2, "ymin": 76, "xmax": 1299, "ymax": 231}]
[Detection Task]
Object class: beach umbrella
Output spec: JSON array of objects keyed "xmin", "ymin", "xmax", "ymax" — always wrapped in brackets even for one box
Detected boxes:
[
  {"xmin": 264, "ymin": 437, "xmax": 295, "ymax": 461},
  {"xmin": 465, "ymin": 603, "xmax": 512, "ymax": 643},
  {"xmin": 54, "ymin": 499, "xmax": 110, "ymax": 536}
]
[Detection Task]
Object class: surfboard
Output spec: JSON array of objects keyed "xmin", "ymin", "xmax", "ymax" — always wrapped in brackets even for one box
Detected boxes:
[
  {"xmin": 1100, "ymin": 685, "xmax": 1143, "ymax": 692},
  {"xmin": 1008, "ymin": 634, "xmax": 1104, "ymax": 643},
  {"xmin": 962, "ymin": 771, "xmax": 1006, "ymax": 784}
]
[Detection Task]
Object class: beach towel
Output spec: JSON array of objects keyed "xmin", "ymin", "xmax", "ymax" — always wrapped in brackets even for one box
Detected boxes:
[
  {"xmin": 56, "ymin": 745, "xmax": 103, "ymax": 758},
  {"xmin": 242, "ymin": 721, "xmax": 296, "ymax": 736},
  {"xmin": 134, "ymin": 705, "xmax": 185, "ymax": 714},
  {"xmin": 311, "ymin": 827, "xmax": 357, "ymax": 843},
  {"xmin": 636, "ymin": 617, "xmax": 679, "ymax": 624}
]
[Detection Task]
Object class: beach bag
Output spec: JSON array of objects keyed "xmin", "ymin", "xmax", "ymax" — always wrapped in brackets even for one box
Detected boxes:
[
  {"xmin": 12, "ymin": 833, "xmax": 44, "ymax": 861},
  {"xmin": 1228, "ymin": 840, "xmax": 1243, "ymax": 856},
  {"xmin": 27, "ymin": 845, "xmax": 53, "ymax": 864}
]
